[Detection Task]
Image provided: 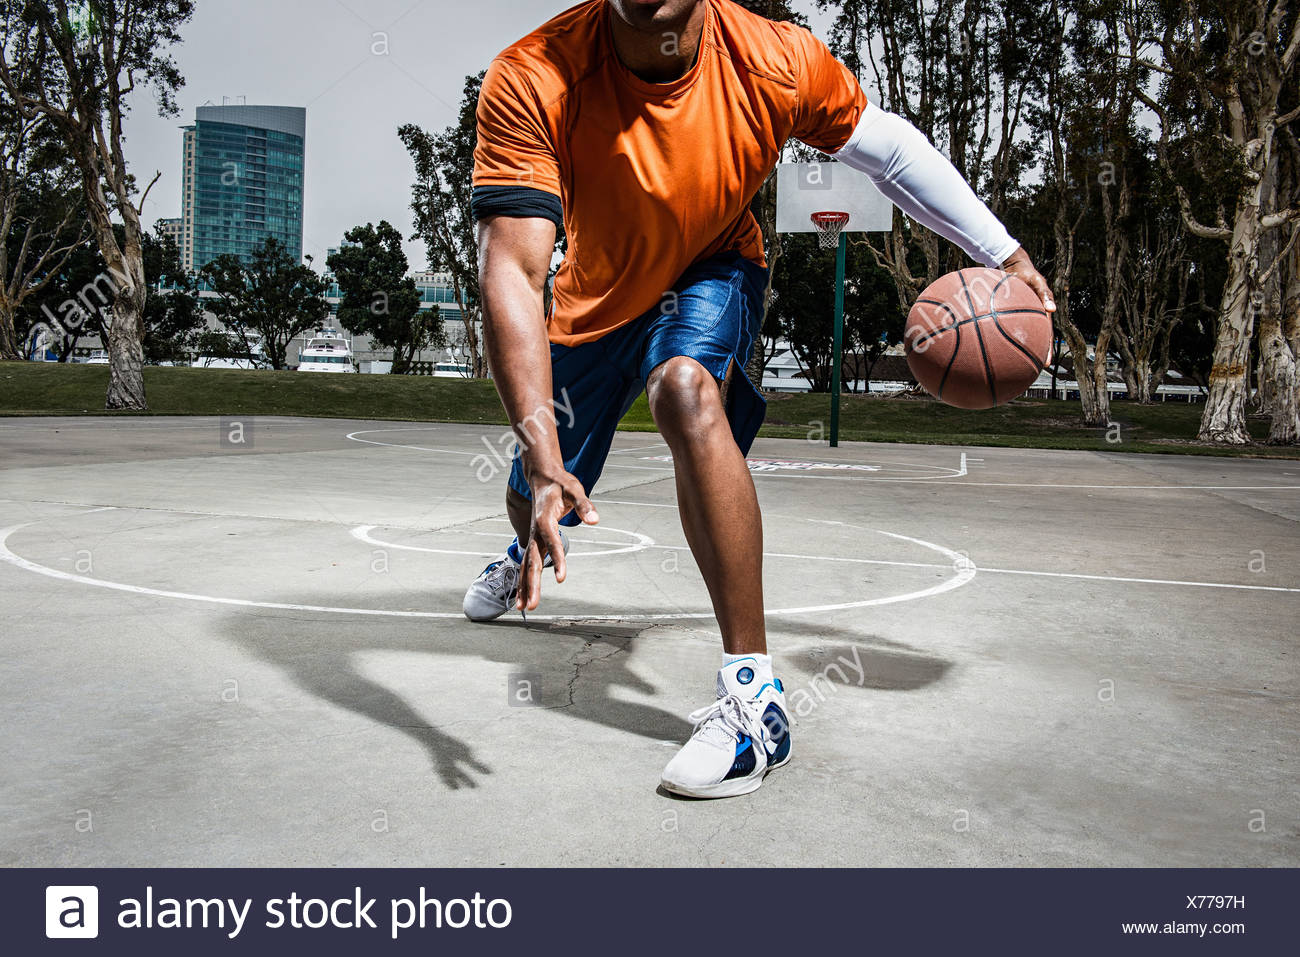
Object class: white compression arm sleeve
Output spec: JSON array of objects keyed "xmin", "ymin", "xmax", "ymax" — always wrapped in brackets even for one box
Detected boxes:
[{"xmin": 833, "ymin": 101, "xmax": 1020, "ymax": 267}]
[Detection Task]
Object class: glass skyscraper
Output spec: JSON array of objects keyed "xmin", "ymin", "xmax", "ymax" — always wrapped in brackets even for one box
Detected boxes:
[{"xmin": 179, "ymin": 104, "xmax": 305, "ymax": 272}]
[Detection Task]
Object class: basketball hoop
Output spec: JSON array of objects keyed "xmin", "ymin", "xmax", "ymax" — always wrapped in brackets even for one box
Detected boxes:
[{"xmin": 810, "ymin": 211, "xmax": 851, "ymax": 250}]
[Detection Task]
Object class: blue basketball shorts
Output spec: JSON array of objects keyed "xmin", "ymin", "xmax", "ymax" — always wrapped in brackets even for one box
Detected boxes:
[{"xmin": 508, "ymin": 250, "xmax": 769, "ymax": 526}]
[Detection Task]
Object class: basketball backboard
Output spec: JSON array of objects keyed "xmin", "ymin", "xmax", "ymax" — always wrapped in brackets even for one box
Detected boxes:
[{"xmin": 775, "ymin": 161, "xmax": 893, "ymax": 234}]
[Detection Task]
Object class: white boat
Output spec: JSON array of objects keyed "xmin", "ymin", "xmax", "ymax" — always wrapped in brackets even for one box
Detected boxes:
[
  {"xmin": 297, "ymin": 328, "xmax": 356, "ymax": 373},
  {"xmin": 431, "ymin": 349, "xmax": 471, "ymax": 377}
]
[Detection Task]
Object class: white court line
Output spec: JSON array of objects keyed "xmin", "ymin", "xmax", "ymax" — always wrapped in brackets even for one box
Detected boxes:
[
  {"xmin": 904, "ymin": 481, "xmax": 1300, "ymax": 491},
  {"xmin": 611, "ymin": 442, "xmax": 668, "ymax": 454},
  {"xmin": 605, "ymin": 464, "xmax": 1300, "ymax": 490},
  {"xmin": 0, "ymin": 500, "xmax": 121, "ymax": 513},
  {"xmin": 595, "ymin": 498, "xmax": 678, "ymax": 509},
  {"xmin": 345, "ymin": 430, "xmax": 480, "ymax": 457},
  {"xmin": 0, "ymin": 520, "xmax": 975, "ymax": 620},
  {"xmin": 3, "ymin": 503, "xmax": 1294, "ymax": 636},
  {"xmin": 346, "ymin": 427, "xmax": 970, "ymax": 481},
  {"xmin": 464, "ymin": 529, "xmax": 609, "ymax": 544},
  {"xmin": 646, "ymin": 544, "xmax": 1300, "ymax": 592},
  {"xmin": 650, "ymin": 543, "xmax": 954, "ymax": 572},
  {"xmin": 351, "ymin": 523, "xmax": 656, "ymax": 559},
  {"xmin": 0, "ymin": 522, "xmax": 467, "ymax": 619},
  {"xmin": 977, "ymin": 566, "xmax": 1300, "ymax": 593},
  {"xmin": 603, "ymin": 463, "xmax": 973, "ymax": 481}
]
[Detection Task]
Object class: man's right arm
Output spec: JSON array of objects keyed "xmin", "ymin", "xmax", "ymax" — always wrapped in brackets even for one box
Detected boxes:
[{"xmin": 477, "ymin": 215, "xmax": 598, "ymax": 610}]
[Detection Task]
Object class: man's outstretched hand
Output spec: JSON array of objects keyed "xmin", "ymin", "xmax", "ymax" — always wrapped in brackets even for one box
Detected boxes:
[
  {"xmin": 517, "ymin": 467, "xmax": 599, "ymax": 612},
  {"xmin": 1001, "ymin": 246, "xmax": 1056, "ymax": 314}
]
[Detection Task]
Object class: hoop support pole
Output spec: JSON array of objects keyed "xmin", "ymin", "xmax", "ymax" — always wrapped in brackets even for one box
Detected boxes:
[{"xmin": 830, "ymin": 230, "xmax": 846, "ymax": 448}]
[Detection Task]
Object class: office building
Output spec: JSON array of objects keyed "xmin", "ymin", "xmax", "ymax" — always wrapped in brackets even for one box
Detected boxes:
[
  {"xmin": 156, "ymin": 217, "xmax": 183, "ymax": 247},
  {"xmin": 179, "ymin": 104, "xmax": 305, "ymax": 272}
]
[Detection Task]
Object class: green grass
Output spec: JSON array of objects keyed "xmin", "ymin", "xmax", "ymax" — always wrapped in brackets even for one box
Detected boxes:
[
  {"xmin": 0, "ymin": 360, "xmax": 506, "ymax": 424},
  {"xmin": 2, "ymin": 360, "xmax": 1296, "ymax": 459},
  {"xmin": 746, "ymin": 391, "xmax": 1298, "ymax": 458}
]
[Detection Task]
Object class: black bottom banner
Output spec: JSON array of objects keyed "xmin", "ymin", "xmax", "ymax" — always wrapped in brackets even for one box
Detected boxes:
[{"xmin": 7, "ymin": 867, "xmax": 1289, "ymax": 954}]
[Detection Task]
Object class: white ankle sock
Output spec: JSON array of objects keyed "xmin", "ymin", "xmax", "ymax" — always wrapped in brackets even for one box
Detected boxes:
[{"xmin": 724, "ymin": 651, "xmax": 773, "ymax": 682}]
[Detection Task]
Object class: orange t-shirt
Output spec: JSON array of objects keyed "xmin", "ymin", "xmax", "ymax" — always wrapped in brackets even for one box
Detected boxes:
[{"xmin": 473, "ymin": 0, "xmax": 867, "ymax": 346}]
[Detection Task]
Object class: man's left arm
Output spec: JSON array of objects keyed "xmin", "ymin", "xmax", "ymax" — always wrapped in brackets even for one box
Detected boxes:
[
  {"xmin": 785, "ymin": 27, "xmax": 1054, "ymax": 312},
  {"xmin": 832, "ymin": 101, "xmax": 1055, "ymax": 312}
]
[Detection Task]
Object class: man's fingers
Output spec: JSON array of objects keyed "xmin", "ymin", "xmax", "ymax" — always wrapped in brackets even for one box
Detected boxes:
[
  {"xmin": 515, "ymin": 540, "xmax": 531, "ymax": 610},
  {"xmin": 576, "ymin": 500, "xmax": 600, "ymax": 525},
  {"xmin": 518, "ymin": 473, "xmax": 591, "ymax": 609},
  {"xmin": 529, "ymin": 511, "xmax": 568, "ymax": 586},
  {"xmin": 567, "ymin": 483, "xmax": 599, "ymax": 526},
  {"xmin": 518, "ymin": 537, "xmax": 543, "ymax": 611},
  {"xmin": 1003, "ymin": 252, "xmax": 1056, "ymax": 314},
  {"xmin": 540, "ymin": 522, "xmax": 568, "ymax": 584},
  {"xmin": 1018, "ymin": 267, "xmax": 1056, "ymax": 313},
  {"xmin": 559, "ymin": 475, "xmax": 598, "ymax": 527},
  {"xmin": 1035, "ymin": 275, "xmax": 1057, "ymax": 312}
]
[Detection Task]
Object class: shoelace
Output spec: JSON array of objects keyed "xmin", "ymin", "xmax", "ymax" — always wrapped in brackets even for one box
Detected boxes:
[
  {"xmin": 482, "ymin": 533, "xmax": 567, "ymax": 623},
  {"xmin": 688, "ymin": 693, "xmax": 766, "ymax": 750},
  {"xmin": 482, "ymin": 559, "xmax": 519, "ymax": 596}
]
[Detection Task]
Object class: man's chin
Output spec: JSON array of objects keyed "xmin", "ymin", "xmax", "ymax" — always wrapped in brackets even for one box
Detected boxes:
[{"xmin": 613, "ymin": 0, "xmax": 684, "ymax": 31}]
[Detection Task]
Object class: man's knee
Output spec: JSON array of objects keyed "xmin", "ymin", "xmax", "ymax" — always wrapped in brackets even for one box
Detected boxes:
[{"xmin": 647, "ymin": 356, "xmax": 724, "ymax": 441}]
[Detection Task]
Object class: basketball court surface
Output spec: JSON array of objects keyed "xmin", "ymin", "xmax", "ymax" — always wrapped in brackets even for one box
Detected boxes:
[{"xmin": 1, "ymin": 415, "xmax": 1296, "ymax": 866}]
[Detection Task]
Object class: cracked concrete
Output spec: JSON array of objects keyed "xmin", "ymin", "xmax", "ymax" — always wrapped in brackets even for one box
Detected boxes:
[
  {"xmin": 1, "ymin": 416, "xmax": 1297, "ymax": 866},
  {"xmin": 560, "ymin": 637, "xmax": 636, "ymax": 709}
]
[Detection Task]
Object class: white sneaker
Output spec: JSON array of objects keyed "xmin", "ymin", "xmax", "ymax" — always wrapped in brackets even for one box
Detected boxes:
[
  {"xmin": 660, "ymin": 657, "xmax": 792, "ymax": 799},
  {"xmin": 461, "ymin": 530, "xmax": 569, "ymax": 622}
]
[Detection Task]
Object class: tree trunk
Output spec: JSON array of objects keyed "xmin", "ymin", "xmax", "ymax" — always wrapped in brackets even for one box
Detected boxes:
[
  {"xmin": 73, "ymin": 139, "xmax": 150, "ymax": 408},
  {"xmin": 464, "ymin": 317, "xmax": 484, "ymax": 378},
  {"xmin": 1255, "ymin": 336, "xmax": 1274, "ymax": 414},
  {"xmin": 1148, "ymin": 274, "xmax": 1184, "ymax": 403},
  {"xmin": 1197, "ymin": 208, "xmax": 1260, "ymax": 444},
  {"xmin": 391, "ymin": 344, "xmax": 410, "ymax": 375},
  {"xmin": 105, "ymin": 306, "xmax": 146, "ymax": 407},
  {"xmin": 1114, "ymin": 334, "xmax": 1148, "ymax": 402},
  {"xmin": 1259, "ymin": 307, "xmax": 1299, "ymax": 444},
  {"xmin": 1257, "ymin": 146, "xmax": 1299, "ymax": 442},
  {"xmin": 1125, "ymin": 327, "xmax": 1164, "ymax": 403},
  {"xmin": 104, "ymin": 257, "xmax": 148, "ymax": 409},
  {"xmin": 0, "ymin": 302, "xmax": 18, "ymax": 359},
  {"xmin": 1134, "ymin": 369, "xmax": 1153, "ymax": 404},
  {"xmin": 1054, "ymin": 273, "xmax": 1109, "ymax": 425},
  {"xmin": 1128, "ymin": 345, "xmax": 1155, "ymax": 403},
  {"xmin": 1090, "ymin": 329, "xmax": 1114, "ymax": 425},
  {"xmin": 1059, "ymin": 321, "xmax": 1107, "ymax": 426},
  {"xmin": 1261, "ymin": 236, "xmax": 1300, "ymax": 444}
]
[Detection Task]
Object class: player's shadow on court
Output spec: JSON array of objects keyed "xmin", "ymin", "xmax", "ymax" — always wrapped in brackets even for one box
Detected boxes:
[
  {"xmin": 220, "ymin": 590, "xmax": 692, "ymax": 790},
  {"xmin": 771, "ymin": 618, "xmax": 953, "ymax": 691}
]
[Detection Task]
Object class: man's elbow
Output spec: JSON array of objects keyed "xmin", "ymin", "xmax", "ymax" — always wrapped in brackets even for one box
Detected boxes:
[{"xmin": 477, "ymin": 216, "xmax": 555, "ymax": 296}]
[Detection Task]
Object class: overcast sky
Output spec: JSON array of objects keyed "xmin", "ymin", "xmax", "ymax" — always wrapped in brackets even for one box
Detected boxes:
[{"xmin": 123, "ymin": 0, "xmax": 834, "ymax": 271}]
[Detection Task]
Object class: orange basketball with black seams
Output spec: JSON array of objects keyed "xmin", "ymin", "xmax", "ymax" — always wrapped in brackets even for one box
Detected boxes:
[{"xmin": 904, "ymin": 268, "xmax": 1052, "ymax": 410}]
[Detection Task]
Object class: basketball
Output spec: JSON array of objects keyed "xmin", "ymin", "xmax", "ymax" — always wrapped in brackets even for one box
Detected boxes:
[{"xmin": 904, "ymin": 268, "xmax": 1052, "ymax": 410}]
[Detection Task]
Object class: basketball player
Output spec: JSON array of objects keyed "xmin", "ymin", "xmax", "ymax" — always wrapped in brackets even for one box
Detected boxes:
[{"xmin": 465, "ymin": 0, "xmax": 1054, "ymax": 798}]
